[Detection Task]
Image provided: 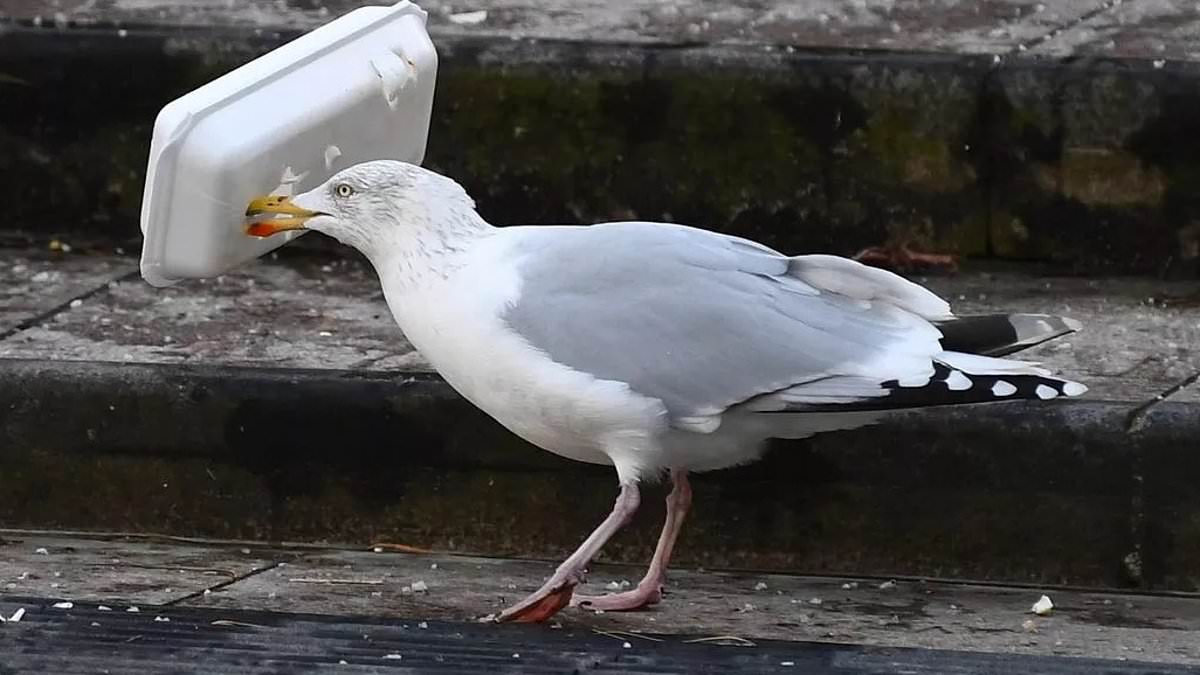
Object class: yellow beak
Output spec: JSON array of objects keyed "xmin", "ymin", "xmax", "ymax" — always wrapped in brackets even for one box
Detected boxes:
[{"xmin": 244, "ymin": 195, "xmax": 323, "ymax": 237}]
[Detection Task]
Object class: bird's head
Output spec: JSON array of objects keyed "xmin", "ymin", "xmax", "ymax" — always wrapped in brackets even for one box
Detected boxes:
[{"xmin": 244, "ymin": 160, "xmax": 482, "ymax": 260}]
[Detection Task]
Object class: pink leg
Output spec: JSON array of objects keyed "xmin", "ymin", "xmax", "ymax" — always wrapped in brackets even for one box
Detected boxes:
[
  {"xmin": 573, "ymin": 470, "xmax": 692, "ymax": 612},
  {"xmin": 496, "ymin": 483, "xmax": 641, "ymax": 623}
]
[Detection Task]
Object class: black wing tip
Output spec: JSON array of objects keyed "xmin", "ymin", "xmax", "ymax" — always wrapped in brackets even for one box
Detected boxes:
[
  {"xmin": 777, "ymin": 363, "xmax": 1087, "ymax": 414},
  {"xmin": 937, "ymin": 313, "xmax": 1082, "ymax": 358}
]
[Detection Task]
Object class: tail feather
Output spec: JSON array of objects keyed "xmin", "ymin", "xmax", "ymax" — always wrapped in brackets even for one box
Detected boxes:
[{"xmin": 936, "ymin": 313, "xmax": 1081, "ymax": 357}]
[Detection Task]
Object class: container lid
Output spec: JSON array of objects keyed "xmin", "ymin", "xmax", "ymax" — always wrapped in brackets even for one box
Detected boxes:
[{"xmin": 139, "ymin": 1, "xmax": 438, "ymax": 287}]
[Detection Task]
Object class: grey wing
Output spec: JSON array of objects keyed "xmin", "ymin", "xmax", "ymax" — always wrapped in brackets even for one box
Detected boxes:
[{"xmin": 501, "ymin": 222, "xmax": 954, "ymax": 430}]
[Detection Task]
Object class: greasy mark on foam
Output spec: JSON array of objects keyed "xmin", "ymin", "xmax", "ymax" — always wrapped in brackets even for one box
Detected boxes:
[
  {"xmin": 370, "ymin": 52, "xmax": 418, "ymax": 110},
  {"xmin": 324, "ymin": 145, "xmax": 342, "ymax": 171}
]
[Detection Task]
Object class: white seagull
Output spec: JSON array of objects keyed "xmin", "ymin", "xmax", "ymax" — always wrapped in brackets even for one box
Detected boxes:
[{"xmin": 245, "ymin": 160, "xmax": 1086, "ymax": 623}]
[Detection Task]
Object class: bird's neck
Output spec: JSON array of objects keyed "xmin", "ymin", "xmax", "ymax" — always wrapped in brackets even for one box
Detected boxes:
[{"xmin": 366, "ymin": 199, "xmax": 495, "ymax": 294}]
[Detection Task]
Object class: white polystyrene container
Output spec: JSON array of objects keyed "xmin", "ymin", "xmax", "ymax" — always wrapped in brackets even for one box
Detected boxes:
[{"xmin": 139, "ymin": 1, "xmax": 437, "ymax": 287}]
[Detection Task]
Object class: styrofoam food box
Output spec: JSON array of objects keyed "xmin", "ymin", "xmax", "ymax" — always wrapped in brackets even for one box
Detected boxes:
[{"xmin": 139, "ymin": 1, "xmax": 437, "ymax": 287}]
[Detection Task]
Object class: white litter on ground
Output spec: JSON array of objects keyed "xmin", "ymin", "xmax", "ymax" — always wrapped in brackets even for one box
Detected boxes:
[
  {"xmin": 1031, "ymin": 594, "xmax": 1054, "ymax": 616},
  {"xmin": 52, "ymin": 602, "xmax": 73, "ymax": 609},
  {"xmin": 448, "ymin": 10, "xmax": 487, "ymax": 25}
]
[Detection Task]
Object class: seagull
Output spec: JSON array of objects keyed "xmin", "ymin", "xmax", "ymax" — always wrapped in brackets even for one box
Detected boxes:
[{"xmin": 245, "ymin": 160, "xmax": 1086, "ymax": 623}]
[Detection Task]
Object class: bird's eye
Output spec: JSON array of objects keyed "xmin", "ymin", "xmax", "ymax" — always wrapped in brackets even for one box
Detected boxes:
[{"xmin": 334, "ymin": 183, "xmax": 354, "ymax": 198}]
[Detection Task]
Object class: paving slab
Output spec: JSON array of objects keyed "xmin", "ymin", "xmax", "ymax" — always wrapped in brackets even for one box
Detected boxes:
[
  {"xmin": 0, "ymin": 251, "xmax": 134, "ymax": 336},
  {"xmin": 8, "ymin": 534, "xmax": 1196, "ymax": 665},
  {"xmin": 0, "ymin": 250, "xmax": 419, "ymax": 370},
  {"xmin": 0, "ymin": 533, "xmax": 279, "ymax": 605},
  {"xmin": 0, "ymin": 0, "xmax": 1116, "ymax": 55},
  {"xmin": 1032, "ymin": 0, "xmax": 1200, "ymax": 60}
]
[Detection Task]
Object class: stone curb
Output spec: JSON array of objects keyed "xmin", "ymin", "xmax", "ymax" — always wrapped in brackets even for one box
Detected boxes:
[{"xmin": 1, "ymin": 23, "xmax": 1198, "ymax": 273}]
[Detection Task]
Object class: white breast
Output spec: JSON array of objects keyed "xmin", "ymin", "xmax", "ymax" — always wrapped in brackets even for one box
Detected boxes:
[{"xmin": 375, "ymin": 233, "xmax": 669, "ymax": 483}]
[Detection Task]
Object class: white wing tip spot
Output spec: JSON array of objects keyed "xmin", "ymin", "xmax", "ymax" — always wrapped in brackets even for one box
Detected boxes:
[
  {"xmin": 1035, "ymin": 384, "xmax": 1058, "ymax": 400},
  {"xmin": 991, "ymin": 380, "xmax": 1017, "ymax": 397},
  {"xmin": 897, "ymin": 374, "xmax": 930, "ymax": 388},
  {"xmin": 945, "ymin": 370, "xmax": 973, "ymax": 391},
  {"xmin": 1062, "ymin": 381, "xmax": 1087, "ymax": 397}
]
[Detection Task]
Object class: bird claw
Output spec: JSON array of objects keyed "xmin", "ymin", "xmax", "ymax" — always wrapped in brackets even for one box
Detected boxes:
[
  {"xmin": 571, "ymin": 584, "xmax": 663, "ymax": 612},
  {"xmin": 496, "ymin": 580, "xmax": 578, "ymax": 623}
]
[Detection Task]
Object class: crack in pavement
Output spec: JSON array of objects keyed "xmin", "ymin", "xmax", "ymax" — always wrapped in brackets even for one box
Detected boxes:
[
  {"xmin": 163, "ymin": 560, "xmax": 286, "ymax": 607},
  {"xmin": 1016, "ymin": 0, "xmax": 1129, "ymax": 54},
  {"xmin": 1125, "ymin": 369, "xmax": 1200, "ymax": 433},
  {"xmin": 0, "ymin": 268, "xmax": 139, "ymax": 342}
]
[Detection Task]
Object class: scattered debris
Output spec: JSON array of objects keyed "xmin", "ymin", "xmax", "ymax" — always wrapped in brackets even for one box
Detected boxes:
[
  {"xmin": 606, "ymin": 579, "xmax": 632, "ymax": 591},
  {"xmin": 34, "ymin": 548, "xmax": 49, "ymax": 555},
  {"xmin": 127, "ymin": 607, "xmax": 140, "ymax": 613},
  {"xmin": 841, "ymin": 582, "xmax": 858, "ymax": 590},
  {"xmin": 52, "ymin": 602, "xmax": 73, "ymax": 609},
  {"xmin": 781, "ymin": 662, "xmax": 795, "ymax": 668},
  {"xmin": 410, "ymin": 580, "xmax": 428, "ymax": 592},
  {"xmin": 753, "ymin": 581, "xmax": 769, "ymax": 591},
  {"xmin": 8, "ymin": 608, "xmax": 26, "ymax": 623},
  {"xmin": 683, "ymin": 635, "xmax": 757, "ymax": 647},
  {"xmin": 154, "ymin": 616, "xmax": 170, "ymax": 623},
  {"xmin": 808, "ymin": 598, "xmax": 823, "ymax": 606},
  {"xmin": 1022, "ymin": 618, "xmax": 1038, "ymax": 633},
  {"xmin": 418, "ymin": 621, "xmax": 428, "ymax": 629},
  {"xmin": 430, "ymin": 563, "xmax": 439, "ymax": 570},
  {"xmin": 382, "ymin": 653, "xmax": 403, "ymax": 660},
  {"xmin": 211, "ymin": 619, "xmax": 266, "ymax": 628},
  {"xmin": 97, "ymin": 606, "xmax": 112, "ymax": 611},
  {"xmin": 288, "ymin": 577, "xmax": 383, "ymax": 585},
  {"xmin": 591, "ymin": 628, "xmax": 662, "ymax": 643},
  {"xmin": 369, "ymin": 543, "xmax": 430, "ymax": 554},
  {"xmin": 1031, "ymin": 594, "xmax": 1054, "ymax": 616},
  {"xmin": 622, "ymin": 642, "xmax": 632, "ymax": 649},
  {"xmin": 448, "ymin": 10, "xmax": 488, "ymax": 25},
  {"xmin": 90, "ymin": 621, "xmax": 100, "ymax": 627},
  {"xmin": 878, "ymin": 580, "xmax": 897, "ymax": 590}
]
